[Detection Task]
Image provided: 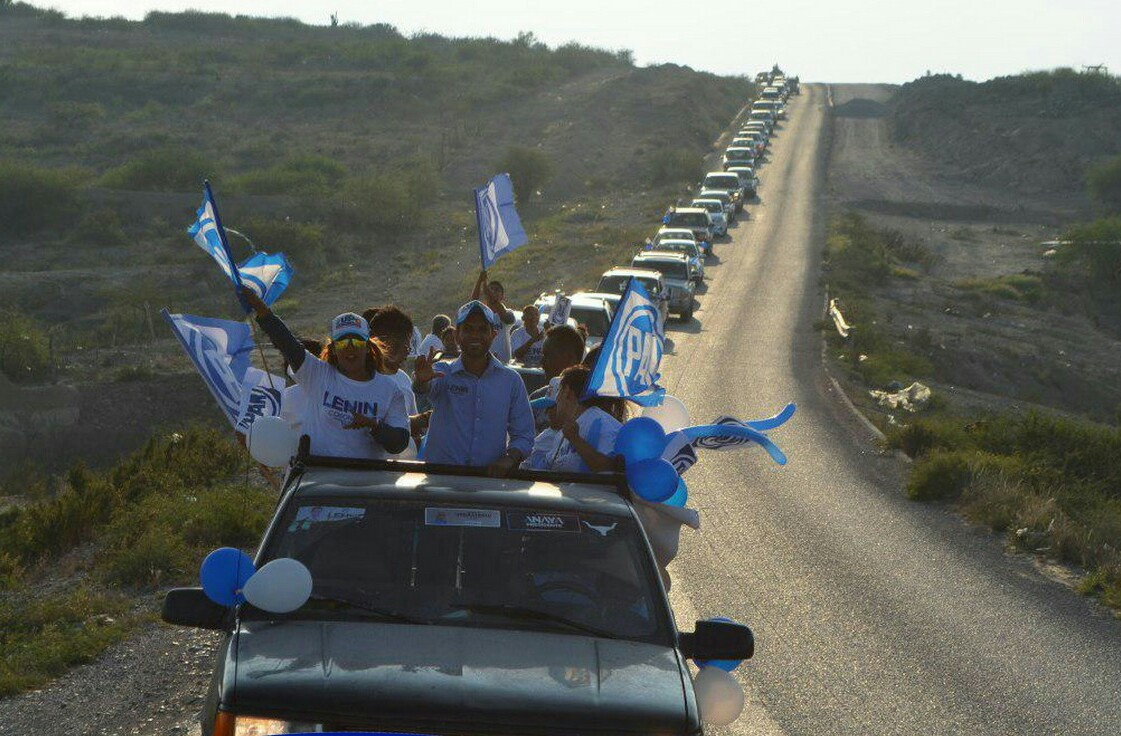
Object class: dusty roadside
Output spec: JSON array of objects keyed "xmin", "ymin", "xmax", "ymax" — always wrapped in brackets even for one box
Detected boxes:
[
  {"xmin": 824, "ymin": 83, "xmax": 1121, "ymax": 425},
  {"xmin": 0, "ymin": 623, "xmax": 217, "ymax": 736}
]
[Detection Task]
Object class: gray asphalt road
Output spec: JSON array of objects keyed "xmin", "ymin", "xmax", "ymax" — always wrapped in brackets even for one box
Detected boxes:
[{"xmin": 660, "ymin": 84, "xmax": 1121, "ymax": 736}]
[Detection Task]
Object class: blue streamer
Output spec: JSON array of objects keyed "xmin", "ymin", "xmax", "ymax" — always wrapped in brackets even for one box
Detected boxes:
[
  {"xmin": 530, "ymin": 396, "xmax": 557, "ymax": 412},
  {"xmin": 682, "ymin": 424, "xmax": 788, "ymax": 466}
]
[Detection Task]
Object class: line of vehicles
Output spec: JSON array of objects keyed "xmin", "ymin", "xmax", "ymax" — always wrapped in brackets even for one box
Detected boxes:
[
  {"xmin": 539, "ymin": 70, "xmax": 796, "ymax": 332},
  {"xmin": 162, "ymin": 73, "xmax": 796, "ymax": 736}
]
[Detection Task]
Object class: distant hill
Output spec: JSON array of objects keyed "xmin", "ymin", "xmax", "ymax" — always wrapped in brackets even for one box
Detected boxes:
[{"xmin": 889, "ymin": 70, "xmax": 1121, "ymax": 198}]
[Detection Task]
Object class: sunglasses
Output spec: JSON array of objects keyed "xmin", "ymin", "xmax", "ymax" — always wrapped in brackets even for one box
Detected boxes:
[{"xmin": 333, "ymin": 337, "xmax": 367, "ymax": 350}]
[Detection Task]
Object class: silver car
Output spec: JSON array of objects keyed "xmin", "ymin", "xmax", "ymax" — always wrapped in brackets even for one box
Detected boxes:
[
  {"xmin": 595, "ymin": 268, "xmax": 670, "ymax": 328},
  {"xmin": 690, "ymin": 199, "xmax": 728, "ymax": 236},
  {"xmin": 630, "ymin": 252, "xmax": 696, "ymax": 321}
]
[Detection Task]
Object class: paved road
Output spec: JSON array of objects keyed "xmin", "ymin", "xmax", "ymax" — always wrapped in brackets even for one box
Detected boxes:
[{"xmin": 660, "ymin": 84, "xmax": 1121, "ymax": 736}]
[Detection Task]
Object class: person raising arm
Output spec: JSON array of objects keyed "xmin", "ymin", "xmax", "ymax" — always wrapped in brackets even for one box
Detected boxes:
[{"xmin": 240, "ymin": 287, "xmax": 409, "ymax": 459}]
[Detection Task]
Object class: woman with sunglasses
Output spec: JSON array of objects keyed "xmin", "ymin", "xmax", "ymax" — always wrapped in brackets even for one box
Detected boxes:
[{"xmin": 240, "ymin": 287, "xmax": 410, "ymax": 460}]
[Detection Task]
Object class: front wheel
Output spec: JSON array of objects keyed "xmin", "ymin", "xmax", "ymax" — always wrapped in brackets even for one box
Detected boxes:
[{"xmin": 680, "ymin": 305, "xmax": 694, "ymax": 322}]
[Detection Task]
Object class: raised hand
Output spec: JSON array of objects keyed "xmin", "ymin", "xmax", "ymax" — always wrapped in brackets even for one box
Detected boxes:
[
  {"xmin": 238, "ymin": 286, "xmax": 269, "ymax": 318},
  {"xmin": 413, "ymin": 347, "xmax": 445, "ymax": 386},
  {"xmin": 343, "ymin": 411, "xmax": 379, "ymax": 431}
]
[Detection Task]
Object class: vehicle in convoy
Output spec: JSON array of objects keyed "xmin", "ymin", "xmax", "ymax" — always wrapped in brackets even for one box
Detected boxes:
[
  {"xmin": 631, "ymin": 251, "xmax": 696, "ymax": 320},
  {"xmin": 596, "ymin": 267, "xmax": 670, "ymax": 328},
  {"xmin": 760, "ymin": 86, "xmax": 782, "ymax": 100},
  {"xmin": 653, "ymin": 227, "xmax": 699, "ymax": 248},
  {"xmin": 702, "ymin": 171, "xmax": 746, "ymax": 212},
  {"xmin": 162, "ymin": 456, "xmax": 753, "ymax": 736},
  {"xmin": 789, "ymin": 76, "xmax": 800, "ymax": 94},
  {"xmin": 650, "ymin": 240, "xmax": 704, "ymax": 284},
  {"xmin": 662, "ymin": 207, "xmax": 714, "ymax": 254},
  {"xmin": 748, "ymin": 110, "xmax": 774, "ymax": 132},
  {"xmin": 721, "ymin": 146, "xmax": 756, "ymax": 170},
  {"xmin": 533, "ymin": 292, "xmax": 614, "ymax": 351},
  {"xmin": 697, "ymin": 189, "xmax": 735, "ymax": 221},
  {"xmin": 753, "ymin": 100, "xmax": 784, "ymax": 120},
  {"xmin": 690, "ymin": 198, "xmax": 728, "ymax": 236},
  {"xmin": 732, "ymin": 135, "xmax": 765, "ymax": 157},
  {"xmin": 741, "ymin": 121, "xmax": 769, "ymax": 139},
  {"xmin": 725, "ymin": 166, "xmax": 758, "ymax": 198}
]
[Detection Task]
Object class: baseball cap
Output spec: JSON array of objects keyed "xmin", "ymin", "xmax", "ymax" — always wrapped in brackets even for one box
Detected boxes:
[
  {"xmin": 455, "ymin": 300, "xmax": 500, "ymax": 329},
  {"xmin": 330, "ymin": 312, "xmax": 370, "ymax": 341}
]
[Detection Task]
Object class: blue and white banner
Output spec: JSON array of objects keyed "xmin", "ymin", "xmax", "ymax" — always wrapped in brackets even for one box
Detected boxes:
[
  {"xmin": 681, "ymin": 403, "xmax": 797, "ymax": 466},
  {"xmin": 662, "ymin": 430, "xmax": 698, "ymax": 475},
  {"xmin": 162, "ymin": 309, "xmax": 254, "ymax": 428},
  {"xmin": 187, "ymin": 182, "xmax": 241, "ymax": 289},
  {"xmin": 583, "ymin": 277, "xmax": 665, "ymax": 407},
  {"xmin": 235, "ymin": 367, "xmax": 285, "ymax": 434},
  {"xmin": 237, "ymin": 251, "xmax": 293, "ymax": 306},
  {"xmin": 475, "ymin": 173, "xmax": 529, "ymax": 269}
]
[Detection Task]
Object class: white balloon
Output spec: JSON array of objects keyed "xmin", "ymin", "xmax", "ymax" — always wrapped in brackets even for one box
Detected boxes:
[
  {"xmin": 693, "ymin": 666, "xmax": 746, "ymax": 726},
  {"xmin": 641, "ymin": 395, "xmax": 690, "ymax": 433},
  {"xmin": 247, "ymin": 415, "xmax": 299, "ymax": 467},
  {"xmin": 242, "ymin": 558, "xmax": 313, "ymax": 613}
]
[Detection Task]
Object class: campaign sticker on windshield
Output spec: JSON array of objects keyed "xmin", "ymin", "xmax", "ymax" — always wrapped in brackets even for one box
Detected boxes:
[
  {"xmin": 288, "ymin": 505, "xmax": 365, "ymax": 531},
  {"xmin": 425, "ymin": 507, "xmax": 502, "ymax": 528},
  {"xmin": 507, "ymin": 511, "xmax": 581, "ymax": 533}
]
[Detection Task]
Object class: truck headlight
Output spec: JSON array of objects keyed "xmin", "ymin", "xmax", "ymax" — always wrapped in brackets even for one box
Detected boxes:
[{"xmin": 215, "ymin": 713, "xmax": 322, "ymax": 736}]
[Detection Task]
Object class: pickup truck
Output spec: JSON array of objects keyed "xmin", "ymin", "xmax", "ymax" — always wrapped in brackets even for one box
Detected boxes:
[{"xmin": 163, "ymin": 455, "xmax": 753, "ymax": 735}]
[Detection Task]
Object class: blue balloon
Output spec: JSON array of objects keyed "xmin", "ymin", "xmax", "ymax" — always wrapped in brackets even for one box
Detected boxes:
[
  {"xmin": 696, "ymin": 616, "xmax": 744, "ymax": 672},
  {"xmin": 200, "ymin": 547, "xmax": 256, "ymax": 607},
  {"xmin": 615, "ymin": 417, "xmax": 667, "ymax": 465},
  {"xmin": 665, "ymin": 477, "xmax": 688, "ymax": 507},
  {"xmin": 626, "ymin": 458, "xmax": 678, "ymax": 502}
]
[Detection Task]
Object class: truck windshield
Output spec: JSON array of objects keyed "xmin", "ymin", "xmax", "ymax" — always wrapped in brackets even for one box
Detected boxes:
[
  {"xmin": 669, "ymin": 213, "xmax": 708, "ymax": 228},
  {"xmin": 704, "ymin": 175, "xmax": 741, "ymax": 190},
  {"xmin": 638, "ymin": 259, "xmax": 688, "ymax": 281},
  {"xmin": 260, "ymin": 499, "xmax": 667, "ymax": 643},
  {"xmin": 570, "ymin": 305, "xmax": 610, "ymax": 336}
]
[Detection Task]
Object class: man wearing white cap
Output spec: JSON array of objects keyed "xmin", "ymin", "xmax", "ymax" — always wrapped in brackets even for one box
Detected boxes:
[
  {"xmin": 413, "ymin": 300, "xmax": 535, "ymax": 475},
  {"xmin": 241, "ymin": 287, "xmax": 410, "ymax": 460}
]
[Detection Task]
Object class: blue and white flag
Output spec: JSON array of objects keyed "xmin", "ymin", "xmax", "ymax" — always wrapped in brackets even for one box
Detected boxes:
[
  {"xmin": 475, "ymin": 173, "xmax": 528, "ymax": 269},
  {"xmin": 237, "ymin": 251, "xmax": 293, "ymax": 306},
  {"xmin": 187, "ymin": 182, "xmax": 241, "ymax": 289},
  {"xmin": 162, "ymin": 309, "xmax": 254, "ymax": 428},
  {"xmin": 583, "ymin": 277, "xmax": 666, "ymax": 407},
  {"xmin": 234, "ymin": 367, "xmax": 286, "ymax": 434}
]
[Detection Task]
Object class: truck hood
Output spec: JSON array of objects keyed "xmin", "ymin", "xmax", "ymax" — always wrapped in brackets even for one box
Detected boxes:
[{"xmin": 226, "ymin": 621, "xmax": 691, "ymax": 734}]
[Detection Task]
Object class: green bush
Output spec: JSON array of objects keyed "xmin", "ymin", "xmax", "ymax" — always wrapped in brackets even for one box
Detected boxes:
[
  {"xmin": 907, "ymin": 449, "xmax": 973, "ymax": 501},
  {"xmin": 498, "ymin": 146, "xmax": 553, "ymax": 202},
  {"xmin": 71, "ymin": 208, "xmax": 127, "ymax": 247},
  {"xmin": 647, "ymin": 148, "xmax": 703, "ymax": 186},
  {"xmin": 1058, "ymin": 217, "xmax": 1121, "ymax": 290},
  {"xmin": 0, "ymin": 310, "xmax": 51, "ymax": 383},
  {"xmin": 330, "ymin": 164, "xmax": 441, "ymax": 236},
  {"xmin": 228, "ymin": 155, "xmax": 347, "ymax": 196},
  {"xmin": 1088, "ymin": 155, "xmax": 1121, "ymax": 214},
  {"xmin": 0, "ymin": 162, "xmax": 84, "ymax": 236},
  {"xmin": 239, "ymin": 216, "xmax": 327, "ymax": 269},
  {"xmin": 0, "ymin": 588, "xmax": 133, "ymax": 697},
  {"xmin": 99, "ymin": 146, "xmax": 218, "ymax": 192}
]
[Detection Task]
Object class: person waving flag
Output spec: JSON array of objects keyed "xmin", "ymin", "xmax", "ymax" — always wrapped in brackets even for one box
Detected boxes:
[{"xmin": 187, "ymin": 181, "xmax": 294, "ymax": 306}]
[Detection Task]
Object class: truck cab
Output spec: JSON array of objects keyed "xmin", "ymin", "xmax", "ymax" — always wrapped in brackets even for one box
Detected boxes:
[{"xmin": 163, "ymin": 457, "xmax": 753, "ymax": 735}]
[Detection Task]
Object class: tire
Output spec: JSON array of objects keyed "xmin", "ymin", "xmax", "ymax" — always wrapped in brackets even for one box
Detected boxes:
[{"xmin": 680, "ymin": 304, "xmax": 694, "ymax": 322}]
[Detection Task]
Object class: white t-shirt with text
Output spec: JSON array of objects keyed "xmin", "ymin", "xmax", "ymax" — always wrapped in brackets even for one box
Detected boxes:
[
  {"xmin": 510, "ymin": 327, "xmax": 545, "ymax": 367},
  {"xmin": 295, "ymin": 354, "xmax": 409, "ymax": 460}
]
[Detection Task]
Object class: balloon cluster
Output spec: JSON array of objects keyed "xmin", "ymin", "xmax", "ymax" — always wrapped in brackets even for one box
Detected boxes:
[
  {"xmin": 200, "ymin": 547, "xmax": 313, "ymax": 614},
  {"xmin": 614, "ymin": 396, "xmax": 793, "ymax": 505},
  {"xmin": 692, "ymin": 617, "xmax": 748, "ymax": 726}
]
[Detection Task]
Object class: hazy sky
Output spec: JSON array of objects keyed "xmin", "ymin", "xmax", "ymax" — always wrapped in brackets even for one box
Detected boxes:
[{"xmin": 35, "ymin": 0, "xmax": 1121, "ymax": 83}]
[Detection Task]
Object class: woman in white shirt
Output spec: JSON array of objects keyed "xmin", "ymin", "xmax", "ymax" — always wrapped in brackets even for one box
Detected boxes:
[
  {"xmin": 241, "ymin": 288, "xmax": 410, "ymax": 460},
  {"xmin": 539, "ymin": 365, "xmax": 628, "ymax": 473}
]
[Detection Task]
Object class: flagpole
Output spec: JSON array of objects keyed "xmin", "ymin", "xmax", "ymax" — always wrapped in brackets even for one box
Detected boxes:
[
  {"xmin": 247, "ymin": 319, "xmax": 279, "ymax": 392},
  {"xmin": 473, "ymin": 186, "xmax": 487, "ymax": 270},
  {"xmin": 204, "ymin": 179, "xmax": 243, "ymax": 290}
]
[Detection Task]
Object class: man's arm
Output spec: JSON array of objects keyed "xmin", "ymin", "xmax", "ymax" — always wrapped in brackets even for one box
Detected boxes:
[
  {"xmin": 505, "ymin": 372, "xmax": 536, "ymax": 461},
  {"xmin": 471, "ymin": 269, "xmax": 487, "ymax": 300},
  {"xmin": 511, "ymin": 331, "xmax": 542, "ymax": 362}
]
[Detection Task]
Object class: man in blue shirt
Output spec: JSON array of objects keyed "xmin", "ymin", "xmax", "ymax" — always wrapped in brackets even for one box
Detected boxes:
[{"xmin": 414, "ymin": 300, "xmax": 535, "ymax": 476}]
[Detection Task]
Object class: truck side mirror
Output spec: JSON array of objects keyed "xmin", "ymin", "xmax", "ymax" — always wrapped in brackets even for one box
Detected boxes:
[
  {"xmin": 679, "ymin": 619, "xmax": 754, "ymax": 661},
  {"xmin": 162, "ymin": 587, "xmax": 232, "ymax": 630}
]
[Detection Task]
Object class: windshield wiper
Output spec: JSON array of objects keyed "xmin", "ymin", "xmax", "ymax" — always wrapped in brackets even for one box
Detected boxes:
[
  {"xmin": 448, "ymin": 603, "xmax": 619, "ymax": 639},
  {"xmin": 303, "ymin": 593, "xmax": 427, "ymax": 625}
]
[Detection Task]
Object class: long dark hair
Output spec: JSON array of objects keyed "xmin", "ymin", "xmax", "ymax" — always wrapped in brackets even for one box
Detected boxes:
[
  {"xmin": 558, "ymin": 365, "xmax": 628, "ymax": 423},
  {"xmin": 320, "ymin": 337, "xmax": 386, "ymax": 377}
]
